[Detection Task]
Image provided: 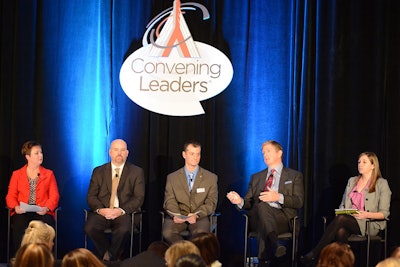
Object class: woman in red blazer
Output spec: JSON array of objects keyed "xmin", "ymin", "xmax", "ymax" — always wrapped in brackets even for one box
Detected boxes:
[{"xmin": 6, "ymin": 140, "xmax": 60, "ymax": 256}]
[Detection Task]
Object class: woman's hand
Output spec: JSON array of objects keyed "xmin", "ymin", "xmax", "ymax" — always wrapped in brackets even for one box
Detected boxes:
[
  {"xmin": 37, "ymin": 206, "xmax": 49, "ymax": 215},
  {"xmin": 14, "ymin": 205, "xmax": 26, "ymax": 214}
]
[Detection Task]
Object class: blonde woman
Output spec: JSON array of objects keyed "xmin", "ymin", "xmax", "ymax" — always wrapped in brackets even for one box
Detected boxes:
[
  {"xmin": 21, "ymin": 220, "xmax": 55, "ymax": 250},
  {"xmin": 165, "ymin": 240, "xmax": 201, "ymax": 267}
]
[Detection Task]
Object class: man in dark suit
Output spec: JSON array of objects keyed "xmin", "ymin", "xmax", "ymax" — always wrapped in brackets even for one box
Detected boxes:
[
  {"xmin": 162, "ymin": 140, "xmax": 218, "ymax": 244},
  {"xmin": 227, "ymin": 140, "xmax": 304, "ymax": 267},
  {"xmin": 85, "ymin": 139, "xmax": 145, "ymax": 261}
]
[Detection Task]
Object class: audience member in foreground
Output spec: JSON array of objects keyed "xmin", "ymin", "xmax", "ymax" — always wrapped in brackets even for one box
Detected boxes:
[
  {"xmin": 375, "ymin": 257, "xmax": 400, "ymax": 267},
  {"xmin": 120, "ymin": 241, "xmax": 169, "ymax": 267},
  {"xmin": 9, "ymin": 220, "xmax": 56, "ymax": 266},
  {"xmin": 62, "ymin": 248, "xmax": 106, "ymax": 267},
  {"xmin": 20, "ymin": 220, "xmax": 55, "ymax": 249},
  {"xmin": 301, "ymin": 152, "xmax": 391, "ymax": 265},
  {"xmin": 390, "ymin": 246, "xmax": 400, "ymax": 259},
  {"xmin": 190, "ymin": 232, "xmax": 222, "ymax": 267},
  {"xmin": 165, "ymin": 240, "xmax": 201, "ymax": 267},
  {"xmin": 174, "ymin": 253, "xmax": 207, "ymax": 267},
  {"xmin": 13, "ymin": 243, "xmax": 54, "ymax": 267},
  {"xmin": 316, "ymin": 242, "xmax": 354, "ymax": 267}
]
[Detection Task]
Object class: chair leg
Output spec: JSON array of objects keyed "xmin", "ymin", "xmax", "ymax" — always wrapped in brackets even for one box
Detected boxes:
[{"xmin": 7, "ymin": 208, "xmax": 11, "ymax": 261}]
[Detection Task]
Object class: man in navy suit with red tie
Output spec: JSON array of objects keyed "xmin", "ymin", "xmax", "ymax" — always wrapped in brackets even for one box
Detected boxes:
[{"xmin": 227, "ymin": 140, "xmax": 304, "ymax": 267}]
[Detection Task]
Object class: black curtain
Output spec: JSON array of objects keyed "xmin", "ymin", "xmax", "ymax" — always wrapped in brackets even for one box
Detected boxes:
[{"xmin": 1, "ymin": 0, "xmax": 399, "ymax": 265}]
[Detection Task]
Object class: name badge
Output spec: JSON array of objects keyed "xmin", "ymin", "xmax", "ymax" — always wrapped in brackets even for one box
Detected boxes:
[{"xmin": 197, "ymin": 188, "xmax": 205, "ymax": 193}]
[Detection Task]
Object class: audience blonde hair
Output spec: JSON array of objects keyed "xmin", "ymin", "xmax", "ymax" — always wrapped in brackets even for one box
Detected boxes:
[
  {"xmin": 316, "ymin": 242, "xmax": 355, "ymax": 267},
  {"xmin": 14, "ymin": 243, "xmax": 54, "ymax": 267},
  {"xmin": 375, "ymin": 257, "xmax": 400, "ymax": 267},
  {"xmin": 165, "ymin": 240, "xmax": 201, "ymax": 267},
  {"xmin": 390, "ymin": 246, "xmax": 400, "ymax": 259},
  {"xmin": 21, "ymin": 220, "xmax": 55, "ymax": 249},
  {"xmin": 62, "ymin": 248, "xmax": 106, "ymax": 267}
]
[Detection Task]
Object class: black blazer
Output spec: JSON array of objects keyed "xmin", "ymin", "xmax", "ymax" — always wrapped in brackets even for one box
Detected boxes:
[
  {"xmin": 87, "ymin": 162, "xmax": 145, "ymax": 214},
  {"xmin": 242, "ymin": 167, "xmax": 304, "ymax": 229}
]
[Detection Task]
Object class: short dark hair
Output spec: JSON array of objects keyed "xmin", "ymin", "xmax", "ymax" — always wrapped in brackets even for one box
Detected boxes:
[
  {"xmin": 147, "ymin": 241, "xmax": 169, "ymax": 258},
  {"xmin": 21, "ymin": 141, "xmax": 41, "ymax": 157},
  {"xmin": 183, "ymin": 140, "xmax": 201, "ymax": 151}
]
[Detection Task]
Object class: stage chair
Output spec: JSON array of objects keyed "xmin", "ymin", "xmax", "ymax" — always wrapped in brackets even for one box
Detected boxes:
[
  {"xmin": 160, "ymin": 211, "xmax": 220, "ymax": 240},
  {"xmin": 6, "ymin": 206, "xmax": 61, "ymax": 260},
  {"xmin": 243, "ymin": 212, "xmax": 299, "ymax": 267},
  {"xmin": 322, "ymin": 216, "xmax": 388, "ymax": 267},
  {"xmin": 83, "ymin": 209, "xmax": 143, "ymax": 258}
]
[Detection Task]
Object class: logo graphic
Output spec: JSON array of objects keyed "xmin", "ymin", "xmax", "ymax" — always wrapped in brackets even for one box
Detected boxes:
[{"xmin": 120, "ymin": 0, "xmax": 234, "ymax": 116}]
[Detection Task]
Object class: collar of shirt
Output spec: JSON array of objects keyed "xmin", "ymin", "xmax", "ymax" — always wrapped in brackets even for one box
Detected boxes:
[
  {"xmin": 111, "ymin": 163, "xmax": 125, "ymax": 178},
  {"xmin": 184, "ymin": 166, "xmax": 199, "ymax": 181}
]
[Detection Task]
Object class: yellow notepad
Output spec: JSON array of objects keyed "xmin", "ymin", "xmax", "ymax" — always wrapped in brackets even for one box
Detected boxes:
[{"xmin": 335, "ymin": 209, "xmax": 359, "ymax": 215}]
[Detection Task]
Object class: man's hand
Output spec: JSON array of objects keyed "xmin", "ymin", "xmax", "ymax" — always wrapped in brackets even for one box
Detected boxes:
[
  {"xmin": 226, "ymin": 191, "xmax": 242, "ymax": 205},
  {"xmin": 98, "ymin": 208, "xmax": 123, "ymax": 220},
  {"xmin": 259, "ymin": 188, "xmax": 279, "ymax": 202},
  {"xmin": 186, "ymin": 213, "xmax": 198, "ymax": 224},
  {"xmin": 173, "ymin": 216, "xmax": 187, "ymax": 224}
]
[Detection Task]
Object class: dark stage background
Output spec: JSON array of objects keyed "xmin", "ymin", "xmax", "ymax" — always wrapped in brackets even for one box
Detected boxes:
[{"xmin": 1, "ymin": 0, "xmax": 399, "ymax": 265}]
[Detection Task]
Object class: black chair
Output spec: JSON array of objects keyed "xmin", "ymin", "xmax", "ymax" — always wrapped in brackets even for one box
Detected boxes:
[
  {"xmin": 322, "ymin": 216, "xmax": 388, "ymax": 267},
  {"xmin": 6, "ymin": 206, "xmax": 61, "ymax": 260},
  {"xmin": 84, "ymin": 209, "xmax": 143, "ymax": 258},
  {"xmin": 243, "ymin": 213, "xmax": 299, "ymax": 267},
  {"xmin": 160, "ymin": 211, "xmax": 220, "ymax": 240}
]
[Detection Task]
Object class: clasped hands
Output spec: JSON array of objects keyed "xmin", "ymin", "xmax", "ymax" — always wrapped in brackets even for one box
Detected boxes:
[
  {"xmin": 173, "ymin": 213, "xmax": 198, "ymax": 224},
  {"xmin": 227, "ymin": 188, "xmax": 279, "ymax": 204},
  {"xmin": 98, "ymin": 208, "xmax": 123, "ymax": 220}
]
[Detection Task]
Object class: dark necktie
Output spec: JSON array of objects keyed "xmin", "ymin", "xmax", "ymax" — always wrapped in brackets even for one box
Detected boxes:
[
  {"xmin": 263, "ymin": 169, "xmax": 275, "ymax": 191},
  {"xmin": 188, "ymin": 173, "xmax": 194, "ymax": 192}
]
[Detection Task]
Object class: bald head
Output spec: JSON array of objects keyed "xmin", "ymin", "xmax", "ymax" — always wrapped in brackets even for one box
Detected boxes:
[{"xmin": 109, "ymin": 139, "xmax": 129, "ymax": 166}]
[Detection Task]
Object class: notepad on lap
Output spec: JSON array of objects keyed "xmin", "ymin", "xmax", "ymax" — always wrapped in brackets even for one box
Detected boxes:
[{"xmin": 335, "ymin": 208, "xmax": 359, "ymax": 215}]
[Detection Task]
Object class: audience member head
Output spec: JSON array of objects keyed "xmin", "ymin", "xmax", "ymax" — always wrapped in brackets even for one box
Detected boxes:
[
  {"xmin": 147, "ymin": 240, "xmax": 169, "ymax": 258},
  {"xmin": 14, "ymin": 243, "xmax": 54, "ymax": 267},
  {"xmin": 390, "ymin": 246, "xmax": 400, "ymax": 259},
  {"xmin": 21, "ymin": 220, "xmax": 55, "ymax": 250},
  {"xmin": 375, "ymin": 257, "xmax": 400, "ymax": 267},
  {"xmin": 316, "ymin": 242, "xmax": 355, "ymax": 267},
  {"xmin": 190, "ymin": 232, "xmax": 221, "ymax": 266},
  {"xmin": 165, "ymin": 240, "xmax": 201, "ymax": 267},
  {"xmin": 174, "ymin": 253, "xmax": 207, "ymax": 267},
  {"xmin": 62, "ymin": 248, "xmax": 106, "ymax": 267}
]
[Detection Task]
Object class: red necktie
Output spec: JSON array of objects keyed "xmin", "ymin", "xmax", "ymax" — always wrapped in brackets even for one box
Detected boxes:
[{"xmin": 263, "ymin": 169, "xmax": 275, "ymax": 191}]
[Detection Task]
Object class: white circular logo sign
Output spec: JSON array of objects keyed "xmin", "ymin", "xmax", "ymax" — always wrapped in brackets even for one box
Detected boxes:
[{"xmin": 119, "ymin": 0, "xmax": 233, "ymax": 116}]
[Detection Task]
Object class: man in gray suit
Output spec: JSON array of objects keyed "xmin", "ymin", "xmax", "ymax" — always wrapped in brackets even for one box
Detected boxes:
[
  {"xmin": 162, "ymin": 140, "xmax": 218, "ymax": 244},
  {"xmin": 227, "ymin": 140, "xmax": 304, "ymax": 267},
  {"xmin": 85, "ymin": 139, "xmax": 145, "ymax": 261}
]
